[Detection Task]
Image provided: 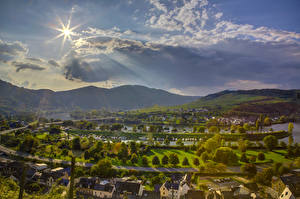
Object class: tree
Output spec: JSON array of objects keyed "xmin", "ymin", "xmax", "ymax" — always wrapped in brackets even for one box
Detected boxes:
[
  {"xmin": 254, "ymin": 168, "xmax": 274, "ymax": 186},
  {"xmin": 208, "ymin": 126, "xmax": 219, "ymax": 134},
  {"xmin": 162, "ymin": 155, "xmax": 169, "ymax": 165},
  {"xmin": 176, "ymin": 138, "xmax": 184, "ymax": 147},
  {"xmin": 263, "ymin": 135, "xmax": 278, "ymax": 151},
  {"xmin": 240, "ymin": 153, "xmax": 249, "ymax": 163},
  {"xmin": 201, "ymin": 151, "xmax": 209, "ymax": 162},
  {"xmin": 198, "ymin": 126, "xmax": 205, "ymax": 133},
  {"xmin": 68, "ymin": 157, "xmax": 75, "ymax": 199},
  {"xmin": 213, "ymin": 147, "xmax": 238, "ymax": 165},
  {"xmin": 169, "ymin": 153, "xmax": 179, "ymax": 166},
  {"xmin": 19, "ymin": 135, "xmax": 39, "ymax": 153},
  {"xmin": 91, "ymin": 159, "xmax": 115, "ymax": 177},
  {"xmin": 193, "ymin": 126, "xmax": 198, "ymax": 133},
  {"xmin": 237, "ymin": 126, "xmax": 246, "ymax": 134},
  {"xmin": 152, "ymin": 156, "xmax": 160, "ymax": 165},
  {"xmin": 193, "ymin": 158, "xmax": 200, "ymax": 166},
  {"xmin": 257, "ymin": 152, "xmax": 265, "ymax": 161},
  {"xmin": 238, "ymin": 139, "xmax": 247, "ymax": 152},
  {"xmin": 241, "ymin": 163, "xmax": 257, "ymax": 178},
  {"xmin": 71, "ymin": 137, "xmax": 81, "ymax": 150},
  {"xmin": 196, "ymin": 146, "xmax": 206, "ymax": 156},
  {"xmin": 264, "ymin": 117, "xmax": 271, "ymax": 126},
  {"xmin": 129, "ymin": 141, "xmax": 137, "ymax": 154},
  {"xmin": 164, "ymin": 137, "xmax": 170, "ymax": 146},
  {"xmin": 130, "ymin": 153, "xmax": 138, "ymax": 164},
  {"xmin": 182, "ymin": 157, "xmax": 189, "ymax": 166},
  {"xmin": 288, "ymin": 123, "xmax": 294, "ymax": 133},
  {"xmin": 111, "ymin": 123, "xmax": 123, "ymax": 131},
  {"xmin": 142, "ymin": 156, "xmax": 148, "ymax": 166},
  {"xmin": 243, "ymin": 123, "xmax": 250, "ymax": 132},
  {"xmin": 118, "ymin": 143, "xmax": 129, "ymax": 163},
  {"xmin": 204, "ymin": 134, "xmax": 221, "ymax": 152}
]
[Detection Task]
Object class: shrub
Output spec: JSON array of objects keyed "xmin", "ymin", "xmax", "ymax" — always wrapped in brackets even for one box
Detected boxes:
[
  {"xmin": 201, "ymin": 151, "xmax": 209, "ymax": 162},
  {"xmin": 241, "ymin": 163, "xmax": 257, "ymax": 178},
  {"xmin": 169, "ymin": 153, "xmax": 179, "ymax": 166},
  {"xmin": 240, "ymin": 153, "xmax": 249, "ymax": 163},
  {"xmin": 213, "ymin": 147, "xmax": 238, "ymax": 165},
  {"xmin": 162, "ymin": 155, "xmax": 169, "ymax": 165},
  {"xmin": 152, "ymin": 156, "xmax": 160, "ymax": 165},
  {"xmin": 263, "ymin": 135, "xmax": 278, "ymax": 151},
  {"xmin": 130, "ymin": 153, "xmax": 138, "ymax": 164},
  {"xmin": 142, "ymin": 156, "xmax": 148, "ymax": 166},
  {"xmin": 257, "ymin": 152, "xmax": 265, "ymax": 161},
  {"xmin": 193, "ymin": 158, "xmax": 200, "ymax": 166},
  {"xmin": 182, "ymin": 157, "xmax": 189, "ymax": 166}
]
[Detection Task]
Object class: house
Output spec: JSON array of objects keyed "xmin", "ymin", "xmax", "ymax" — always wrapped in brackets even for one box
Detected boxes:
[
  {"xmin": 142, "ymin": 190, "xmax": 160, "ymax": 199},
  {"xmin": 40, "ymin": 167, "xmax": 67, "ymax": 187},
  {"xmin": 115, "ymin": 180, "xmax": 143, "ymax": 197},
  {"xmin": 76, "ymin": 177, "xmax": 116, "ymax": 198},
  {"xmin": 273, "ymin": 174, "xmax": 300, "ymax": 198},
  {"xmin": 160, "ymin": 182, "xmax": 180, "ymax": 199},
  {"xmin": 276, "ymin": 174, "xmax": 300, "ymax": 199},
  {"xmin": 93, "ymin": 180, "xmax": 115, "ymax": 198},
  {"xmin": 233, "ymin": 185, "xmax": 253, "ymax": 199},
  {"xmin": 31, "ymin": 163, "xmax": 48, "ymax": 171},
  {"xmin": 278, "ymin": 186, "xmax": 299, "ymax": 199}
]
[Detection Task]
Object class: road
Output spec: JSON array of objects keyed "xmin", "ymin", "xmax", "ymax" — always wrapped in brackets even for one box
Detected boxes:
[{"xmin": 0, "ymin": 126, "xmax": 198, "ymax": 173}]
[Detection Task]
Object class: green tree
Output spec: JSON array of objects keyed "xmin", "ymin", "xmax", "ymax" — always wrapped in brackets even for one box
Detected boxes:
[
  {"xmin": 198, "ymin": 126, "xmax": 205, "ymax": 133},
  {"xmin": 130, "ymin": 153, "xmax": 138, "ymax": 164},
  {"xmin": 241, "ymin": 163, "xmax": 257, "ymax": 178},
  {"xmin": 193, "ymin": 158, "xmax": 200, "ymax": 166},
  {"xmin": 176, "ymin": 138, "xmax": 184, "ymax": 147},
  {"xmin": 142, "ymin": 156, "xmax": 148, "ymax": 166},
  {"xmin": 263, "ymin": 135, "xmax": 278, "ymax": 151},
  {"xmin": 264, "ymin": 117, "xmax": 271, "ymax": 126},
  {"xmin": 254, "ymin": 168, "xmax": 274, "ymax": 186},
  {"xmin": 169, "ymin": 153, "xmax": 179, "ymax": 166},
  {"xmin": 152, "ymin": 156, "xmax": 160, "ymax": 165},
  {"xmin": 129, "ymin": 141, "xmax": 137, "ymax": 154},
  {"xmin": 257, "ymin": 152, "xmax": 265, "ymax": 161},
  {"xmin": 208, "ymin": 126, "xmax": 219, "ymax": 134},
  {"xmin": 118, "ymin": 143, "xmax": 129, "ymax": 163},
  {"xmin": 240, "ymin": 153, "xmax": 249, "ymax": 163},
  {"xmin": 91, "ymin": 159, "xmax": 115, "ymax": 177},
  {"xmin": 182, "ymin": 157, "xmax": 189, "ymax": 166},
  {"xmin": 289, "ymin": 135, "xmax": 294, "ymax": 146},
  {"xmin": 162, "ymin": 155, "xmax": 169, "ymax": 165},
  {"xmin": 237, "ymin": 126, "xmax": 246, "ymax": 134},
  {"xmin": 164, "ymin": 137, "xmax": 170, "ymax": 146},
  {"xmin": 213, "ymin": 147, "xmax": 238, "ymax": 165},
  {"xmin": 288, "ymin": 123, "xmax": 294, "ymax": 134},
  {"xmin": 71, "ymin": 137, "xmax": 81, "ymax": 150},
  {"xmin": 68, "ymin": 156, "xmax": 75, "ymax": 199},
  {"xmin": 201, "ymin": 151, "xmax": 210, "ymax": 162}
]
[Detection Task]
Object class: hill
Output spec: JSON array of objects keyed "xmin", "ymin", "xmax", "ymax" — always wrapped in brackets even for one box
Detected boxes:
[
  {"xmin": 139, "ymin": 89, "xmax": 300, "ymax": 117},
  {"xmin": 184, "ymin": 89, "xmax": 300, "ymax": 116},
  {"xmin": 0, "ymin": 79, "xmax": 199, "ymax": 114}
]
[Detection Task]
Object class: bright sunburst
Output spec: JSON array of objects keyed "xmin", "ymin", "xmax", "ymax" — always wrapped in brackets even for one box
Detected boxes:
[{"xmin": 50, "ymin": 15, "xmax": 80, "ymax": 50}]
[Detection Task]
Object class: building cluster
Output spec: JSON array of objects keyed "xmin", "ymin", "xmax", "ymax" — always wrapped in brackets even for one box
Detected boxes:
[
  {"xmin": 0, "ymin": 159, "xmax": 69, "ymax": 189},
  {"xmin": 1, "ymin": 157, "xmax": 300, "ymax": 199}
]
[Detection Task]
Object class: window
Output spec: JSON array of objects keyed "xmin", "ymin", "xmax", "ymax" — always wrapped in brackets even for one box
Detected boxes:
[{"xmin": 286, "ymin": 191, "xmax": 288, "ymax": 195}]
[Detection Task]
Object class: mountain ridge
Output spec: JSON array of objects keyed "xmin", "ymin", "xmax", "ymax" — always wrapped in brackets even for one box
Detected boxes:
[{"xmin": 0, "ymin": 79, "xmax": 199, "ymax": 114}]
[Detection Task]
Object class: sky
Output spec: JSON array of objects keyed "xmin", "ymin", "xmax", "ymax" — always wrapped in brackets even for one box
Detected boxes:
[{"xmin": 0, "ymin": 0, "xmax": 300, "ymax": 96}]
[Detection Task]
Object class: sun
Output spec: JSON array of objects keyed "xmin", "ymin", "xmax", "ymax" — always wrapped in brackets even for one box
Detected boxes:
[
  {"xmin": 49, "ymin": 15, "xmax": 80, "ymax": 50},
  {"xmin": 63, "ymin": 28, "xmax": 70, "ymax": 36}
]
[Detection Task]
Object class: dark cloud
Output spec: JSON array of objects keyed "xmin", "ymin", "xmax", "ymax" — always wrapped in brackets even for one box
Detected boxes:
[
  {"xmin": 48, "ymin": 59, "xmax": 60, "ymax": 67},
  {"xmin": 73, "ymin": 36, "xmax": 300, "ymax": 92},
  {"xmin": 62, "ymin": 51, "xmax": 139, "ymax": 82},
  {"xmin": 12, "ymin": 61, "xmax": 45, "ymax": 72},
  {"xmin": 26, "ymin": 57, "xmax": 43, "ymax": 62},
  {"xmin": 0, "ymin": 40, "xmax": 27, "ymax": 62}
]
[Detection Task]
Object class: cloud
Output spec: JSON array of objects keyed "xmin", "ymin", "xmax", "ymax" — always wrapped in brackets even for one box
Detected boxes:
[
  {"xmin": 0, "ymin": 40, "xmax": 27, "ymax": 62},
  {"xmin": 48, "ymin": 59, "xmax": 60, "ymax": 67},
  {"xmin": 12, "ymin": 61, "xmax": 45, "ymax": 72},
  {"xmin": 62, "ymin": 51, "xmax": 139, "ymax": 83}
]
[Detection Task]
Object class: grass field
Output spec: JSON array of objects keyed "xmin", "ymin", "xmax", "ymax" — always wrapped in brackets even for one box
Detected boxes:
[{"xmin": 234, "ymin": 149, "xmax": 291, "ymax": 164}]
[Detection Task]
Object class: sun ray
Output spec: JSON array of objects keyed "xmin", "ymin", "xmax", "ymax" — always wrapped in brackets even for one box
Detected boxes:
[{"xmin": 48, "ymin": 15, "xmax": 80, "ymax": 50}]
